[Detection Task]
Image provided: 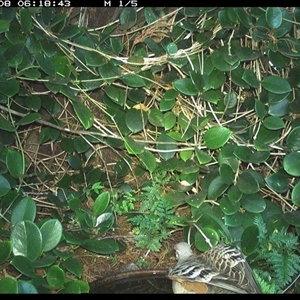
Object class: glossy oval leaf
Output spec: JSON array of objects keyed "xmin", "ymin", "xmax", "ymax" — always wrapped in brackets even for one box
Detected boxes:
[
  {"xmin": 10, "ymin": 256, "xmax": 36, "ymax": 278},
  {"xmin": 122, "ymin": 74, "xmax": 145, "ymax": 87},
  {"xmin": 82, "ymin": 238, "xmax": 120, "ymax": 254},
  {"xmin": 283, "ymin": 210, "xmax": 300, "ymax": 226},
  {"xmin": 265, "ymin": 7, "xmax": 282, "ymax": 29},
  {"xmin": 240, "ymin": 194, "xmax": 266, "ymax": 213},
  {"xmin": 105, "ymin": 85, "xmax": 126, "ymax": 106},
  {"xmin": 241, "ymin": 226, "xmax": 259, "ymax": 255},
  {"xmin": 286, "ymin": 126, "xmax": 300, "ymax": 151},
  {"xmin": 173, "ymin": 78, "xmax": 198, "ymax": 96},
  {"xmin": 17, "ymin": 281, "xmax": 38, "ymax": 294},
  {"xmin": 0, "ymin": 241, "xmax": 11, "ymax": 265},
  {"xmin": 93, "ymin": 191, "xmax": 110, "ymax": 217},
  {"xmin": 236, "ymin": 171, "xmax": 260, "ymax": 194},
  {"xmin": 219, "ymin": 197, "xmax": 240, "ymax": 215},
  {"xmin": 40, "ymin": 219, "xmax": 63, "ymax": 252},
  {"xmin": 138, "ymin": 150, "xmax": 157, "ymax": 173},
  {"xmin": 11, "ymin": 220, "xmax": 42, "ymax": 262},
  {"xmin": 265, "ymin": 172, "xmax": 289, "ymax": 193},
  {"xmin": 46, "ymin": 265, "xmax": 66, "ymax": 288},
  {"xmin": 17, "ymin": 113, "xmax": 41, "ymax": 126},
  {"xmin": 72, "ymin": 101, "xmax": 94, "ymax": 129},
  {"xmin": 291, "ymin": 181, "xmax": 300, "ymax": 207},
  {"xmin": 283, "ymin": 152, "xmax": 300, "ymax": 176},
  {"xmin": 124, "ymin": 136, "xmax": 144, "ymax": 155},
  {"xmin": 6, "ymin": 148, "xmax": 24, "ymax": 178},
  {"xmin": 207, "ymin": 176, "xmax": 229, "ymax": 199},
  {"xmin": 227, "ymin": 185, "xmax": 243, "ymax": 203},
  {"xmin": 125, "ymin": 108, "xmax": 147, "ymax": 133},
  {"xmin": 0, "ymin": 115, "xmax": 15, "ymax": 132},
  {"xmin": 194, "ymin": 228, "xmax": 219, "ymax": 252},
  {"xmin": 195, "ymin": 148, "xmax": 211, "ymax": 164},
  {"xmin": 263, "ymin": 116, "xmax": 285, "ymax": 130},
  {"xmin": 119, "ymin": 7, "xmax": 137, "ymax": 30},
  {"xmin": 219, "ymin": 164, "xmax": 234, "ymax": 184},
  {"xmin": 63, "ymin": 257, "xmax": 82, "ymax": 278},
  {"xmin": 0, "ymin": 278, "xmax": 18, "ymax": 294},
  {"xmin": 203, "ymin": 127, "xmax": 232, "ymax": 150},
  {"xmin": 10, "ymin": 196, "xmax": 36, "ymax": 225},
  {"xmin": 148, "ymin": 108, "xmax": 164, "ymax": 127},
  {"xmin": 0, "ymin": 79, "xmax": 19, "ymax": 97},
  {"xmin": 0, "ymin": 175, "xmax": 11, "ymax": 197},
  {"xmin": 156, "ymin": 133, "xmax": 177, "ymax": 160},
  {"xmin": 261, "ymin": 75, "xmax": 291, "ymax": 94}
]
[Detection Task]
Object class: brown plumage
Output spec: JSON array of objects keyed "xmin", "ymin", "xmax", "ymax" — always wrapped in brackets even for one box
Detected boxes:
[{"xmin": 167, "ymin": 242, "xmax": 261, "ymax": 294}]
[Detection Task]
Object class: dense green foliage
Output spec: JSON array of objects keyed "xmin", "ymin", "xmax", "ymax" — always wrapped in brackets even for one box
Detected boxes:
[{"xmin": 0, "ymin": 7, "xmax": 300, "ymax": 293}]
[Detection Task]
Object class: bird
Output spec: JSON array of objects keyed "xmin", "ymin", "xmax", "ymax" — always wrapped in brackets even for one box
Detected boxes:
[{"xmin": 167, "ymin": 242, "xmax": 261, "ymax": 294}]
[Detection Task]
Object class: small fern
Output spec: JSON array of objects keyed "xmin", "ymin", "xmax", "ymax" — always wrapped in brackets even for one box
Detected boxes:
[{"xmin": 252, "ymin": 215, "xmax": 300, "ymax": 293}]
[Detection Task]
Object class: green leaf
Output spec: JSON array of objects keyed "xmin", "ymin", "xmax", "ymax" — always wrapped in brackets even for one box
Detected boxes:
[
  {"xmin": 173, "ymin": 78, "xmax": 198, "ymax": 96},
  {"xmin": 220, "ymin": 197, "xmax": 239, "ymax": 215},
  {"xmin": 105, "ymin": 85, "xmax": 126, "ymax": 106},
  {"xmin": 195, "ymin": 148, "xmax": 211, "ymax": 164},
  {"xmin": 11, "ymin": 220, "xmax": 42, "ymax": 262},
  {"xmin": 207, "ymin": 176, "xmax": 229, "ymax": 199},
  {"xmin": 17, "ymin": 281, "xmax": 38, "ymax": 294},
  {"xmin": 0, "ymin": 241, "xmax": 11, "ymax": 265},
  {"xmin": 164, "ymin": 112, "xmax": 176, "ymax": 130},
  {"xmin": 242, "ymin": 69, "xmax": 259, "ymax": 88},
  {"xmin": 109, "ymin": 37, "xmax": 124, "ymax": 55},
  {"xmin": 124, "ymin": 136, "xmax": 144, "ymax": 155},
  {"xmin": 53, "ymin": 56, "xmax": 71, "ymax": 78},
  {"xmin": 0, "ymin": 20, "xmax": 9, "ymax": 33},
  {"xmin": 265, "ymin": 7, "xmax": 282, "ymax": 29},
  {"xmin": 0, "ymin": 278, "xmax": 18, "ymax": 294},
  {"xmin": 114, "ymin": 156, "xmax": 131, "ymax": 178},
  {"xmin": 240, "ymin": 194, "xmax": 266, "ymax": 213},
  {"xmin": 46, "ymin": 265, "xmax": 66, "ymax": 288},
  {"xmin": 138, "ymin": 150, "xmax": 157, "ymax": 173},
  {"xmin": 292, "ymin": 181, "xmax": 300, "ymax": 207},
  {"xmin": 144, "ymin": 7, "xmax": 158, "ymax": 24},
  {"xmin": 0, "ymin": 175, "xmax": 11, "ymax": 197},
  {"xmin": 0, "ymin": 115, "xmax": 15, "ymax": 132},
  {"xmin": 125, "ymin": 108, "xmax": 147, "ymax": 133},
  {"xmin": 35, "ymin": 53, "xmax": 56, "ymax": 76},
  {"xmin": 261, "ymin": 75, "xmax": 291, "ymax": 94},
  {"xmin": 227, "ymin": 185, "xmax": 242, "ymax": 203},
  {"xmin": 148, "ymin": 108, "xmax": 164, "ymax": 127},
  {"xmin": 265, "ymin": 172, "xmax": 289, "ymax": 193},
  {"xmin": 241, "ymin": 226, "xmax": 259, "ymax": 255},
  {"xmin": 59, "ymin": 280, "xmax": 87, "ymax": 293},
  {"xmin": 10, "ymin": 256, "xmax": 36, "ymax": 278},
  {"xmin": 82, "ymin": 238, "xmax": 120, "ymax": 254},
  {"xmin": 283, "ymin": 210, "xmax": 300, "ymax": 226},
  {"xmin": 194, "ymin": 228, "xmax": 219, "ymax": 252},
  {"xmin": 156, "ymin": 133, "xmax": 177, "ymax": 160},
  {"xmin": 40, "ymin": 219, "xmax": 63, "ymax": 252},
  {"xmin": 19, "ymin": 9, "xmax": 33, "ymax": 35},
  {"xmin": 236, "ymin": 171, "xmax": 260, "ymax": 194},
  {"xmin": 219, "ymin": 164, "xmax": 234, "ymax": 184},
  {"xmin": 119, "ymin": 7, "xmax": 137, "ymax": 30},
  {"xmin": 67, "ymin": 155, "xmax": 82, "ymax": 170},
  {"xmin": 224, "ymin": 90, "xmax": 237, "ymax": 109},
  {"xmin": 17, "ymin": 113, "xmax": 41, "ymax": 126},
  {"xmin": 283, "ymin": 152, "xmax": 300, "ymax": 176},
  {"xmin": 73, "ymin": 136, "xmax": 90, "ymax": 154},
  {"xmin": 72, "ymin": 101, "xmax": 94, "ymax": 129},
  {"xmin": 11, "ymin": 196, "xmax": 36, "ymax": 225},
  {"xmin": 6, "ymin": 148, "xmax": 24, "ymax": 178},
  {"xmin": 122, "ymin": 74, "xmax": 145, "ymax": 87},
  {"xmin": 203, "ymin": 126, "xmax": 232, "ymax": 150},
  {"xmin": 263, "ymin": 116, "xmax": 285, "ymax": 130},
  {"xmin": 286, "ymin": 126, "xmax": 300, "ymax": 151},
  {"xmin": 63, "ymin": 257, "xmax": 82, "ymax": 278},
  {"xmin": 0, "ymin": 78, "xmax": 19, "ymax": 97},
  {"xmin": 93, "ymin": 191, "xmax": 110, "ymax": 217}
]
